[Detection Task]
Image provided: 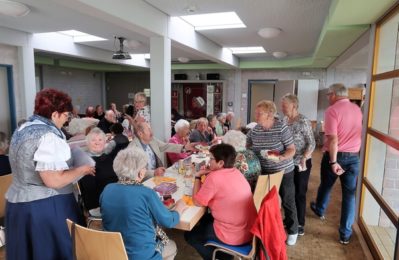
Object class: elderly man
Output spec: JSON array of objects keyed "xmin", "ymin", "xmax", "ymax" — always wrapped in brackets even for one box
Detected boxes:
[
  {"xmin": 311, "ymin": 83, "xmax": 362, "ymax": 245},
  {"xmin": 129, "ymin": 122, "xmax": 197, "ymax": 178},
  {"xmin": 97, "ymin": 110, "xmax": 116, "ymax": 134}
]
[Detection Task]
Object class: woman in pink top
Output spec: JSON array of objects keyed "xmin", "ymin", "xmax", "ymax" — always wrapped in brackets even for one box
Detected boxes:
[
  {"xmin": 167, "ymin": 119, "xmax": 191, "ymax": 165},
  {"xmin": 185, "ymin": 143, "xmax": 257, "ymax": 260}
]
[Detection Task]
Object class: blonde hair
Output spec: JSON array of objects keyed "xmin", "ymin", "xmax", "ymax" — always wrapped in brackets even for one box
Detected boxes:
[{"xmin": 256, "ymin": 100, "xmax": 277, "ymax": 116}]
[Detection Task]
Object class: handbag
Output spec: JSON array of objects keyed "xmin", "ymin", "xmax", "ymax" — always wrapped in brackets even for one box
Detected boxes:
[{"xmin": 154, "ymin": 225, "xmax": 170, "ymax": 254}]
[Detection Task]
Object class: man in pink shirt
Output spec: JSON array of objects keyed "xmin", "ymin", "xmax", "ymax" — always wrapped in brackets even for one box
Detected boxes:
[
  {"xmin": 310, "ymin": 83, "xmax": 362, "ymax": 245},
  {"xmin": 185, "ymin": 143, "xmax": 257, "ymax": 259}
]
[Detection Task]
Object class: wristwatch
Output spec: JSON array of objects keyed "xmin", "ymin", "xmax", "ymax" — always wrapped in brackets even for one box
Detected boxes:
[
  {"xmin": 195, "ymin": 176, "xmax": 201, "ymax": 180},
  {"xmin": 329, "ymin": 161, "xmax": 337, "ymax": 165}
]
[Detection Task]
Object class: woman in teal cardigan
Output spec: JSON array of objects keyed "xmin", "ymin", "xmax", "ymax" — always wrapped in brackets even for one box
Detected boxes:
[{"xmin": 100, "ymin": 147, "xmax": 187, "ymax": 260}]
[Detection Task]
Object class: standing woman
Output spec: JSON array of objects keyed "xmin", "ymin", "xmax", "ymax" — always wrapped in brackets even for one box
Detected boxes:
[
  {"xmin": 5, "ymin": 89, "xmax": 95, "ymax": 260},
  {"xmin": 247, "ymin": 100, "xmax": 299, "ymax": 246},
  {"xmin": 281, "ymin": 93, "xmax": 316, "ymax": 236}
]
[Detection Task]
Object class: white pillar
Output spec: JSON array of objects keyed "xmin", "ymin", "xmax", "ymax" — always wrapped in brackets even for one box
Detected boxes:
[
  {"xmin": 18, "ymin": 35, "xmax": 36, "ymax": 118},
  {"xmin": 150, "ymin": 36, "xmax": 171, "ymax": 141}
]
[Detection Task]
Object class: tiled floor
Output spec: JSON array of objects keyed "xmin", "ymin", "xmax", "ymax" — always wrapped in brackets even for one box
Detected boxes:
[{"xmin": 0, "ymin": 149, "xmax": 371, "ymax": 259}]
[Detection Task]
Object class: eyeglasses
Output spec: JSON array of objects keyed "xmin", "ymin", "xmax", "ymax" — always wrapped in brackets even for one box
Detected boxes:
[
  {"xmin": 209, "ymin": 157, "xmax": 216, "ymax": 161},
  {"xmin": 62, "ymin": 112, "xmax": 72, "ymax": 120},
  {"xmin": 135, "ymin": 100, "xmax": 146, "ymax": 104},
  {"xmin": 326, "ymin": 92, "xmax": 334, "ymax": 96}
]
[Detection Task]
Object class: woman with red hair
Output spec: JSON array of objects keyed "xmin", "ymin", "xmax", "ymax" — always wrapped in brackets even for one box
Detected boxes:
[{"xmin": 5, "ymin": 88, "xmax": 95, "ymax": 260}]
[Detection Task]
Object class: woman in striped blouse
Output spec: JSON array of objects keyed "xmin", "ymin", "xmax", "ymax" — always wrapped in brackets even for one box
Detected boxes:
[{"xmin": 246, "ymin": 100, "xmax": 298, "ymax": 246}]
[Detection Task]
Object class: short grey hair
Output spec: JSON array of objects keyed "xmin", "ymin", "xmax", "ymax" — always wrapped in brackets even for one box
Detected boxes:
[
  {"xmin": 68, "ymin": 118, "xmax": 99, "ymax": 136},
  {"xmin": 329, "ymin": 83, "xmax": 348, "ymax": 97},
  {"xmin": 86, "ymin": 127, "xmax": 106, "ymax": 143},
  {"xmin": 0, "ymin": 132, "xmax": 9, "ymax": 151},
  {"xmin": 222, "ymin": 130, "xmax": 247, "ymax": 151},
  {"xmin": 196, "ymin": 117, "xmax": 208, "ymax": 126},
  {"xmin": 113, "ymin": 146, "xmax": 148, "ymax": 180},
  {"xmin": 174, "ymin": 119, "xmax": 190, "ymax": 132},
  {"xmin": 217, "ymin": 113, "xmax": 226, "ymax": 120},
  {"xmin": 282, "ymin": 93, "xmax": 299, "ymax": 109},
  {"xmin": 134, "ymin": 92, "xmax": 147, "ymax": 102}
]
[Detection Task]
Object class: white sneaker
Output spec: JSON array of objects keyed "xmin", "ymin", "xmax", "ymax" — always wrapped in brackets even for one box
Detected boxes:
[{"xmin": 286, "ymin": 233, "xmax": 298, "ymax": 246}]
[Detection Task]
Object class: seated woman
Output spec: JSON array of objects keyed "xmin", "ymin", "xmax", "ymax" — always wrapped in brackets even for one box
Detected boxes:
[
  {"xmin": 214, "ymin": 113, "xmax": 227, "ymax": 136},
  {"xmin": 100, "ymin": 147, "xmax": 187, "ymax": 260},
  {"xmin": 189, "ymin": 117, "xmax": 215, "ymax": 145},
  {"xmin": 167, "ymin": 119, "xmax": 191, "ymax": 165},
  {"xmin": 67, "ymin": 117, "xmax": 99, "ymax": 149},
  {"xmin": 223, "ymin": 130, "xmax": 261, "ymax": 192},
  {"xmin": 0, "ymin": 131, "xmax": 11, "ymax": 176},
  {"xmin": 185, "ymin": 143, "xmax": 257, "ymax": 259},
  {"xmin": 79, "ymin": 127, "xmax": 126, "ymax": 211}
]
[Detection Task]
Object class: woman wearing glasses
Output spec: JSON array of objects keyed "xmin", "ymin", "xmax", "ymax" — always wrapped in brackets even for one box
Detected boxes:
[{"xmin": 5, "ymin": 88, "xmax": 95, "ymax": 260}]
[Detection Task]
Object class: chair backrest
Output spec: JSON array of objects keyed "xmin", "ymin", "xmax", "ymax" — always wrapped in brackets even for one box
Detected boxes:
[
  {"xmin": 66, "ymin": 219, "xmax": 128, "ymax": 260},
  {"xmin": 0, "ymin": 174, "xmax": 12, "ymax": 218},
  {"xmin": 253, "ymin": 171, "xmax": 283, "ymax": 211}
]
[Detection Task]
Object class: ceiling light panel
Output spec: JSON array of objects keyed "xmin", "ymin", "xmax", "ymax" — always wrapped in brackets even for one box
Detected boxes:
[
  {"xmin": 58, "ymin": 30, "xmax": 106, "ymax": 42},
  {"xmin": 229, "ymin": 47, "xmax": 266, "ymax": 54},
  {"xmin": 180, "ymin": 12, "xmax": 246, "ymax": 30}
]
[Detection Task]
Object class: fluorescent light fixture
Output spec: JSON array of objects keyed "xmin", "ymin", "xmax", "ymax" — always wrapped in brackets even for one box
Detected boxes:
[
  {"xmin": 180, "ymin": 11, "xmax": 246, "ymax": 30},
  {"xmin": 229, "ymin": 47, "xmax": 266, "ymax": 54},
  {"xmin": 144, "ymin": 54, "xmax": 150, "ymax": 59},
  {"xmin": 58, "ymin": 30, "xmax": 106, "ymax": 42},
  {"xmin": 0, "ymin": 0, "xmax": 30, "ymax": 17}
]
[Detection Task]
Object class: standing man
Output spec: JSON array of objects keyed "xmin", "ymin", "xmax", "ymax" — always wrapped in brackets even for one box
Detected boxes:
[{"xmin": 310, "ymin": 83, "xmax": 362, "ymax": 245}]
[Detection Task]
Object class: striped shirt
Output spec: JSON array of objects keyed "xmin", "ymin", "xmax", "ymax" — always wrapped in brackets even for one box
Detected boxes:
[{"xmin": 247, "ymin": 119, "xmax": 294, "ymax": 174}]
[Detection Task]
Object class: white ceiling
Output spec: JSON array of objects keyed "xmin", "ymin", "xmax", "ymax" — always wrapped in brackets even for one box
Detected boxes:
[{"xmin": 0, "ymin": 0, "xmax": 334, "ymax": 63}]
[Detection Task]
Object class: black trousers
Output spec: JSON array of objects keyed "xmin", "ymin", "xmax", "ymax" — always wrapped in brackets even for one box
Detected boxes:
[
  {"xmin": 278, "ymin": 170, "xmax": 298, "ymax": 235},
  {"xmin": 294, "ymin": 159, "xmax": 312, "ymax": 226}
]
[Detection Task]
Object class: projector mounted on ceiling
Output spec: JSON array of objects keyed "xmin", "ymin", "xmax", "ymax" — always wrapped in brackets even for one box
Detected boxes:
[{"xmin": 113, "ymin": 37, "xmax": 131, "ymax": 60}]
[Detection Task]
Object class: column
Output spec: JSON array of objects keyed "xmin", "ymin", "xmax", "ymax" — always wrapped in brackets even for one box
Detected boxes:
[{"xmin": 150, "ymin": 36, "xmax": 171, "ymax": 141}]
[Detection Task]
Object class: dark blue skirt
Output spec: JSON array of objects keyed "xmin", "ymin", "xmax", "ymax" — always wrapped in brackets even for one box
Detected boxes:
[{"xmin": 5, "ymin": 193, "xmax": 83, "ymax": 260}]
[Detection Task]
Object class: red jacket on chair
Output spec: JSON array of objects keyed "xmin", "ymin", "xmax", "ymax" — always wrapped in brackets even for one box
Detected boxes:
[{"xmin": 251, "ymin": 186, "xmax": 287, "ymax": 260}]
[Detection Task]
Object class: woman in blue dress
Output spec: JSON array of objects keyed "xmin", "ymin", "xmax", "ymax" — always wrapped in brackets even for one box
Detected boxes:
[{"xmin": 5, "ymin": 88, "xmax": 95, "ymax": 260}]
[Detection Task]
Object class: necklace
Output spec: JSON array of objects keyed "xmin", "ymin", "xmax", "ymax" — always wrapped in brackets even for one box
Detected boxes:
[{"xmin": 118, "ymin": 177, "xmax": 142, "ymax": 186}]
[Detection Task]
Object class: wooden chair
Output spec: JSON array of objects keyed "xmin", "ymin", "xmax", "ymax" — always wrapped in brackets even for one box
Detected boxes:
[
  {"xmin": 66, "ymin": 219, "xmax": 128, "ymax": 260},
  {"xmin": 205, "ymin": 171, "xmax": 284, "ymax": 260},
  {"xmin": 0, "ymin": 174, "xmax": 13, "ymax": 219},
  {"xmin": 72, "ymin": 182, "xmax": 102, "ymax": 229}
]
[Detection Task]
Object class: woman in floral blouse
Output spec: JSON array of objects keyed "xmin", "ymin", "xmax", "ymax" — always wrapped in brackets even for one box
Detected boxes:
[
  {"xmin": 281, "ymin": 93, "xmax": 316, "ymax": 236},
  {"xmin": 222, "ymin": 130, "xmax": 261, "ymax": 191}
]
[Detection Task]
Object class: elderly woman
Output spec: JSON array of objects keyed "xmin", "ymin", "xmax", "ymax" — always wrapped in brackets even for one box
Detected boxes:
[
  {"xmin": 189, "ymin": 117, "xmax": 214, "ymax": 145},
  {"xmin": 223, "ymin": 130, "xmax": 261, "ymax": 191},
  {"xmin": 67, "ymin": 118, "xmax": 99, "ymax": 148},
  {"xmin": 167, "ymin": 119, "xmax": 191, "ymax": 165},
  {"xmin": 79, "ymin": 127, "xmax": 127, "ymax": 211},
  {"xmin": 100, "ymin": 147, "xmax": 187, "ymax": 260},
  {"xmin": 281, "ymin": 93, "xmax": 315, "ymax": 236},
  {"xmin": 0, "ymin": 132, "xmax": 11, "ymax": 176},
  {"xmin": 6, "ymin": 89, "xmax": 95, "ymax": 260},
  {"xmin": 247, "ymin": 100, "xmax": 298, "ymax": 246},
  {"xmin": 215, "ymin": 113, "xmax": 227, "ymax": 136}
]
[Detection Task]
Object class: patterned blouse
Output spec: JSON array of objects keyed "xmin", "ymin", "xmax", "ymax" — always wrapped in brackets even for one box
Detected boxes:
[
  {"xmin": 234, "ymin": 149, "xmax": 261, "ymax": 191},
  {"xmin": 283, "ymin": 114, "xmax": 316, "ymax": 165}
]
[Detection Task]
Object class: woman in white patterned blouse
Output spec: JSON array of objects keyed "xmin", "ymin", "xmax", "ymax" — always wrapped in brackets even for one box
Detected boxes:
[{"xmin": 281, "ymin": 93, "xmax": 316, "ymax": 237}]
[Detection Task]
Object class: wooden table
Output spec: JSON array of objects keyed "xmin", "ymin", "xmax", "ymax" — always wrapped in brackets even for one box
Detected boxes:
[{"xmin": 143, "ymin": 154, "xmax": 208, "ymax": 231}]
